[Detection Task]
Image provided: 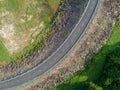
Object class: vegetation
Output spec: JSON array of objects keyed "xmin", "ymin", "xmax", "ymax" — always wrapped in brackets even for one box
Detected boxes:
[
  {"xmin": 45, "ymin": 0, "xmax": 61, "ymax": 16},
  {"xmin": 0, "ymin": 40, "xmax": 10, "ymax": 63},
  {"xmin": 49, "ymin": 11, "xmax": 120, "ymax": 90},
  {"xmin": 0, "ymin": 0, "xmax": 61, "ymax": 63},
  {"xmin": 95, "ymin": 43, "xmax": 120, "ymax": 90}
]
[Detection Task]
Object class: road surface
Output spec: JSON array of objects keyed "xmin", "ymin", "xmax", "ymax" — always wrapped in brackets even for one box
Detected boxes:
[{"xmin": 0, "ymin": 0, "xmax": 100, "ymax": 89}]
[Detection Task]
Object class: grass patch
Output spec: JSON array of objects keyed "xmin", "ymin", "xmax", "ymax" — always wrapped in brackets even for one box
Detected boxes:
[
  {"xmin": 0, "ymin": 41, "xmax": 10, "ymax": 63},
  {"xmin": 0, "ymin": 0, "xmax": 61, "ymax": 63},
  {"xmin": 49, "ymin": 10, "xmax": 120, "ymax": 90},
  {"xmin": 107, "ymin": 18, "xmax": 120, "ymax": 45},
  {"xmin": 46, "ymin": 0, "xmax": 61, "ymax": 15},
  {"xmin": 3, "ymin": 0, "xmax": 23, "ymax": 12}
]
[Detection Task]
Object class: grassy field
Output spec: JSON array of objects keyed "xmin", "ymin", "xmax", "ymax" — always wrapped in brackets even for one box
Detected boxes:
[
  {"xmin": 49, "ymin": 11, "xmax": 120, "ymax": 90},
  {"xmin": 0, "ymin": 0, "xmax": 61, "ymax": 63}
]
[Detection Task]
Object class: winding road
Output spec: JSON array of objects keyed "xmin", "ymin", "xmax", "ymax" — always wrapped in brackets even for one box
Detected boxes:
[{"xmin": 0, "ymin": 0, "xmax": 100, "ymax": 89}]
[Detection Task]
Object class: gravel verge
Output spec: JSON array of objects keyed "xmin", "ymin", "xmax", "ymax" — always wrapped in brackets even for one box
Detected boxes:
[
  {"xmin": 0, "ymin": 0, "xmax": 88, "ymax": 81},
  {"xmin": 16, "ymin": 0, "xmax": 120, "ymax": 90}
]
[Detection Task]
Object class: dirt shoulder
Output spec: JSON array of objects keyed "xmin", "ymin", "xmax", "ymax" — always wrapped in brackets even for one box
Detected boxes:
[{"xmin": 16, "ymin": 0, "xmax": 120, "ymax": 90}]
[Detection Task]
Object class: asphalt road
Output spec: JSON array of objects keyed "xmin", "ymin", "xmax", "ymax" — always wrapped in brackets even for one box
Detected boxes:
[{"xmin": 0, "ymin": 0, "xmax": 100, "ymax": 89}]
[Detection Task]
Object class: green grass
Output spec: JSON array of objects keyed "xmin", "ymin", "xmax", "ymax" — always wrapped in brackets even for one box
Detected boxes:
[
  {"xmin": 47, "ymin": 0, "xmax": 61, "ymax": 13},
  {"xmin": 0, "ymin": 41, "xmax": 10, "ymax": 63},
  {"xmin": 49, "ymin": 10, "xmax": 120, "ymax": 90},
  {"xmin": 3, "ymin": 0, "xmax": 23, "ymax": 12},
  {"xmin": 107, "ymin": 18, "xmax": 120, "ymax": 45}
]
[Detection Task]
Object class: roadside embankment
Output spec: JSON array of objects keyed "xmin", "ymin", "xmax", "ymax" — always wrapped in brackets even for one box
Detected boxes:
[
  {"xmin": 0, "ymin": 0, "xmax": 88, "ymax": 81},
  {"xmin": 16, "ymin": 0, "xmax": 120, "ymax": 90}
]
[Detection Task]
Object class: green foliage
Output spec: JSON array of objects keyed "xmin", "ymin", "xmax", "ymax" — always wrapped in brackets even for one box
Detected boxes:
[
  {"xmin": 97, "ymin": 43, "xmax": 120, "ymax": 90},
  {"xmin": 49, "ymin": 13, "xmax": 120, "ymax": 90},
  {"xmin": 108, "ymin": 18, "xmax": 120, "ymax": 45},
  {"xmin": 0, "ymin": 41, "xmax": 10, "ymax": 62},
  {"xmin": 3, "ymin": 0, "xmax": 23, "ymax": 12},
  {"xmin": 88, "ymin": 82, "xmax": 103, "ymax": 90}
]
